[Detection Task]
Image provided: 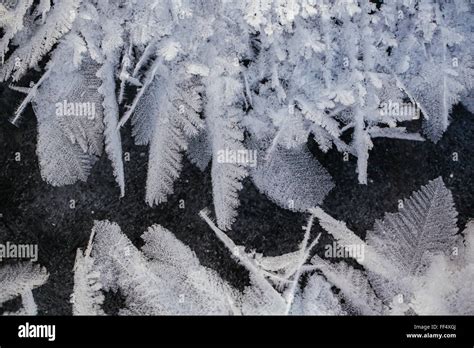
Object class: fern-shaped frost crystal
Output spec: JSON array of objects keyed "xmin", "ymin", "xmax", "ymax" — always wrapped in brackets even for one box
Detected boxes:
[
  {"xmin": 3, "ymin": 1, "xmax": 470, "ymax": 228},
  {"xmin": 313, "ymin": 177, "xmax": 472, "ymax": 315},
  {"xmin": 0, "ymin": 262, "xmax": 49, "ymax": 315},
  {"xmin": 89, "ymin": 220, "xmax": 236, "ymax": 315},
  {"xmin": 251, "ymin": 144, "xmax": 334, "ymax": 212}
]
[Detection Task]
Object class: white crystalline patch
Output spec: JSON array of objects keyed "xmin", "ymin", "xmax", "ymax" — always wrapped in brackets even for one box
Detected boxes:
[
  {"xmin": 159, "ymin": 41, "xmax": 182, "ymax": 61},
  {"xmin": 186, "ymin": 63, "xmax": 210, "ymax": 77}
]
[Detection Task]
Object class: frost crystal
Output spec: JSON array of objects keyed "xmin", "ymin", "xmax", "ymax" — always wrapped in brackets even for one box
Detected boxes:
[
  {"xmin": 3, "ymin": 1, "xmax": 471, "ymax": 229},
  {"xmin": 0, "ymin": 262, "xmax": 49, "ymax": 315},
  {"xmin": 311, "ymin": 177, "xmax": 473, "ymax": 315},
  {"xmin": 67, "ymin": 177, "xmax": 472, "ymax": 316},
  {"xmin": 88, "ymin": 220, "xmax": 237, "ymax": 315}
]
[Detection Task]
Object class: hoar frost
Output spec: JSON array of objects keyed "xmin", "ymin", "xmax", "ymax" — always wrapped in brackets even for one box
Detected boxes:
[
  {"xmin": 0, "ymin": 0, "xmax": 472, "ymax": 231},
  {"xmin": 69, "ymin": 178, "xmax": 474, "ymax": 315}
]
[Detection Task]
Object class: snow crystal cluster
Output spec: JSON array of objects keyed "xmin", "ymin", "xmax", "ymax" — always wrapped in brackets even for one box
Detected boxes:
[
  {"xmin": 2, "ymin": 178, "xmax": 471, "ymax": 316},
  {"xmin": 1, "ymin": 0, "xmax": 472, "ymax": 230},
  {"xmin": 68, "ymin": 178, "xmax": 472, "ymax": 315},
  {"xmin": 1, "ymin": 0, "xmax": 473, "ymax": 316}
]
